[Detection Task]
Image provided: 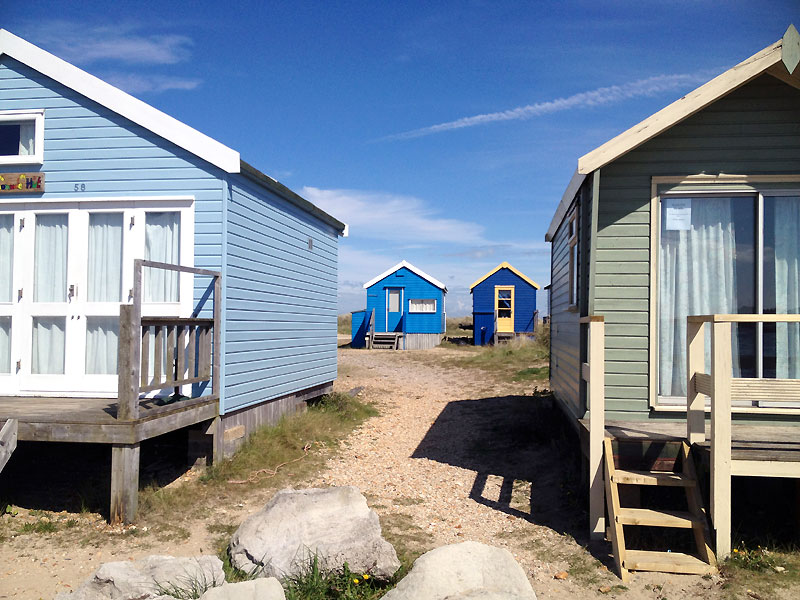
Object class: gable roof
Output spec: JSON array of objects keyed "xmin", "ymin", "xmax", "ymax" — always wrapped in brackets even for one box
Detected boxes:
[
  {"xmin": 546, "ymin": 24, "xmax": 800, "ymax": 242},
  {"xmin": 363, "ymin": 260, "xmax": 447, "ymax": 291},
  {"xmin": 469, "ymin": 261, "xmax": 540, "ymax": 291}
]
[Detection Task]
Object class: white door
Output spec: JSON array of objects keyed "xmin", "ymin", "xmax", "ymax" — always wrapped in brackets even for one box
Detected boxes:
[{"xmin": 0, "ymin": 199, "xmax": 194, "ymax": 397}]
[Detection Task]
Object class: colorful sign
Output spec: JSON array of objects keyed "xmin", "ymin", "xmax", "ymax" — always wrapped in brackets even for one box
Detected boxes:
[{"xmin": 0, "ymin": 172, "xmax": 45, "ymax": 194}]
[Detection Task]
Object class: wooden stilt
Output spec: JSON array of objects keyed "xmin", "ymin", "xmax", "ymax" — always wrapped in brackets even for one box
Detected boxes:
[{"xmin": 110, "ymin": 442, "xmax": 140, "ymax": 524}]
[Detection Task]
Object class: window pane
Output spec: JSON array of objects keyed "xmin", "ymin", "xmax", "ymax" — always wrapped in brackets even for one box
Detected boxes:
[
  {"xmin": 0, "ymin": 124, "xmax": 20, "ymax": 156},
  {"xmin": 0, "ymin": 317, "xmax": 10, "ymax": 374},
  {"xmin": 388, "ymin": 290, "xmax": 401, "ymax": 312},
  {"xmin": 32, "ymin": 316, "xmax": 65, "ymax": 374},
  {"xmin": 410, "ymin": 299, "xmax": 435, "ymax": 313},
  {"xmin": 34, "ymin": 214, "xmax": 68, "ymax": 302},
  {"xmin": 498, "ymin": 289, "xmax": 511, "ymax": 299},
  {"xmin": 88, "ymin": 213, "xmax": 123, "ymax": 302},
  {"xmin": 0, "ymin": 214, "xmax": 12, "ymax": 303},
  {"xmin": 86, "ymin": 316, "xmax": 119, "ymax": 375},
  {"xmin": 145, "ymin": 212, "xmax": 180, "ymax": 302},
  {"xmin": 498, "ymin": 309, "xmax": 512, "ymax": 318},
  {"xmin": 658, "ymin": 196, "xmax": 755, "ymax": 397},
  {"xmin": 763, "ymin": 195, "xmax": 800, "ymax": 379}
]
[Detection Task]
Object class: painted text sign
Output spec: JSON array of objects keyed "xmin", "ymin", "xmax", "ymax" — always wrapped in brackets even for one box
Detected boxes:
[{"xmin": 0, "ymin": 172, "xmax": 45, "ymax": 194}]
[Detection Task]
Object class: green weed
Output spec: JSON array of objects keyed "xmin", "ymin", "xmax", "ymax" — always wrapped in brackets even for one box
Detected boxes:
[
  {"xmin": 19, "ymin": 519, "xmax": 58, "ymax": 534},
  {"xmin": 283, "ymin": 556, "xmax": 391, "ymax": 600}
]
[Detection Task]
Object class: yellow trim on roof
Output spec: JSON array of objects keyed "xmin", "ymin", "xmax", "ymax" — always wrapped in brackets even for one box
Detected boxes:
[{"xmin": 469, "ymin": 262, "xmax": 540, "ymax": 291}]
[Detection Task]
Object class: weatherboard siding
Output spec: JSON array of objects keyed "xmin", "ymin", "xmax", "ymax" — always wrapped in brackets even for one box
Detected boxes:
[
  {"xmin": 365, "ymin": 267, "xmax": 445, "ymax": 335},
  {"xmin": 594, "ymin": 74, "xmax": 800, "ymax": 420},
  {"xmin": 223, "ymin": 176, "xmax": 338, "ymax": 413},
  {"xmin": 0, "ymin": 56, "xmax": 225, "ymax": 309}
]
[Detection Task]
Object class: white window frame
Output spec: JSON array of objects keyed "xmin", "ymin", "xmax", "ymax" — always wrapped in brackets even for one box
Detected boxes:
[
  {"xmin": 0, "ymin": 109, "xmax": 45, "ymax": 166},
  {"xmin": 649, "ymin": 174, "xmax": 800, "ymax": 414},
  {"xmin": 408, "ymin": 298, "xmax": 437, "ymax": 313}
]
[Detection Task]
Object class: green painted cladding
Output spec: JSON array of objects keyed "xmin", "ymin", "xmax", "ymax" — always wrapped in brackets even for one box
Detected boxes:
[{"xmin": 594, "ymin": 74, "xmax": 800, "ymax": 420}]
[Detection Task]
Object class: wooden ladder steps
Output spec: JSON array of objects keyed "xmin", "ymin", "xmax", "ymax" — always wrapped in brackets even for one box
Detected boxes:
[
  {"xmin": 612, "ymin": 469, "xmax": 695, "ymax": 487},
  {"xmin": 616, "ymin": 508, "xmax": 701, "ymax": 528},
  {"xmin": 624, "ymin": 550, "xmax": 716, "ymax": 575}
]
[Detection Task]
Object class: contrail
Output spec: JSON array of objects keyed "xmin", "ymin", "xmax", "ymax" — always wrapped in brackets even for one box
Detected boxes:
[{"xmin": 382, "ymin": 71, "xmax": 713, "ymax": 141}]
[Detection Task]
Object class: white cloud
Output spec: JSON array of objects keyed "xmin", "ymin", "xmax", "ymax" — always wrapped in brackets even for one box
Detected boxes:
[
  {"xmin": 23, "ymin": 21, "xmax": 193, "ymax": 65},
  {"xmin": 101, "ymin": 72, "xmax": 201, "ymax": 94},
  {"xmin": 383, "ymin": 71, "xmax": 713, "ymax": 140},
  {"xmin": 302, "ymin": 187, "xmax": 486, "ymax": 245}
]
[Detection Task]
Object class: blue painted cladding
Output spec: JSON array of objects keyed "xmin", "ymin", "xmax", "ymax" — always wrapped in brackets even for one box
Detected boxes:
[
  {"xmin": 472, "ymin": 269, "xmax": 537, "ymax": 345},
  {"xmin": 365, "ymin": 268, "xmax": 445, "ymax": 334},
  {"xmin": 351, "ymin": 310, "xmax": 367, "ymax": 348},
  {"xmin": 224, "ymin": 175, "xmax": 338, "ymax": 413},
  {"xmin": 0, "ymin": 56, "xmax": 225, "ymax": 312}
]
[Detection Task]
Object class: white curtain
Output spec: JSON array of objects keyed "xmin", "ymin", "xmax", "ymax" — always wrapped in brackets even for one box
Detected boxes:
[
  {"xmin": 0, "ymin": 317, "xmax": 10, "ymax": 374},
  {"xmin": 32, "ymin": 316, "xmax": 65, "ymax": 374},
  {"xmin": 659, "ymin": 198, "xmax": 741, "ymax": 397},
  {"xmin": 88, "ymin": 213, "xmax": 123, "ymax": 302},
  {"xmin": 145, "ymin": 212, "xmax": 180, "ymax": 302},
  {"xmin": 19, "ymin": 122, "xmax": 35, "ymax": 156},
  {"xmin": 34, "ymin": 214, "xmax": 68, "ymax": 302},
  {"xmin": 0, "ymin": 214, "xmax": 12, "ymax": 303},
  {"xmin": 774, "ymin": 196, "xmax": 800, "ymax": 378},
  {"xmin": 86, "ymin": 317, "xmax": 119, "ymax": 375}
]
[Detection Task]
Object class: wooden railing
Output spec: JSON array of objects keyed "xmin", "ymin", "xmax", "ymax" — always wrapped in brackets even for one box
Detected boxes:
[
  {"xmin": 493, "ymin": 310, "xmax": 498, "ymax": 345},
  {"xmin": 686, "ymin": 314, "xmax": 800, "ymax": 558},
  {"xmin": 117, "ymin": 260, "xmax": 221, "ymax": 422},
  {"xmin": 581, "ymin": 315, "xmax": 606, "ymax": 540},
  {"xmin": 366, "ymin": 308, "xmax": 376, "ymax": 349}
]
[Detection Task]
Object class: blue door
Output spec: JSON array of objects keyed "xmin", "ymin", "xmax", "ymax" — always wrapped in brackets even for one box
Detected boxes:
[{"xmin": 386, "ymin": 288, "xmax": 403, "ymax": 332}]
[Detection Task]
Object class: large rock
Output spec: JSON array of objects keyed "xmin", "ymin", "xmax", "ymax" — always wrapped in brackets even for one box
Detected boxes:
[
  {"xmin": 198, "ymin": 578, "xmax": 285, "ymax": 600},
  {"xmin": 381, "ymin": 542, "xmax": 537, "ymax": 600},
  {"xmin": 55, "ymin": 555, "xmax": 224, "ymax": 600},
  {"xmin": 228, "ymin": 487, "xmax": 400, "ymax": 580}
]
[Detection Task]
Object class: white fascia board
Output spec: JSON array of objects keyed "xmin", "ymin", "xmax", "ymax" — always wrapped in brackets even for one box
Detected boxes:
[
  {"xmin": 545, "ymin": 169, "xmax": 586, "ymax": 242},
  {"xmin": 577, "ymin": 38, "xmax": 783, "ymax": 175},
  {"xmin": 363, "ymin": 260, "xmax": 447, "ymax": 291},
  {"xmin": 0, "ymin": 29, "xmax": 240, "ymax": 173}
]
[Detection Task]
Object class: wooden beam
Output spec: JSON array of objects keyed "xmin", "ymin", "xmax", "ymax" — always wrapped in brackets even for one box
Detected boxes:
[
  {"xmin": 588, "ymin": 319, "xmax": 606, "ymax": 540},
  {"xmin": 117, "ymin": 305, "xmax": 139, "ymax": 421},
  {"xmin": 686, "ymin": 320, "xmax": 706, "ymax": 445},
  {"xmin": 731, "ymin": 460, "xmax": 800, "ymax": 478},
  {"xmin": 110, "ymin": 442, "xmax": 140, "ymax": 524},
  {"xmin": 0, "ymin": 419, "xmax": 18, "ymax": 474},
  {"xmin": 711, "ymin": 321, "xmax": 732, "ymax": 560},
  {"xmin": 213, "ymin": 274, "xmax": 222, "ymax": 398}
]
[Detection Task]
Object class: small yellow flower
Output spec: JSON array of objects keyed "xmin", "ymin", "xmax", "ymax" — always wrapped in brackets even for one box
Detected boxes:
[
  {"xmin": 353, "ymin": 578, "xmax": 360, "ymax": 584},
  {"xmin": 363, "ymin": 574, "xmax": 370, "ymax": 580},
  {"xmin": 733, "ymin": 549, "xmax": 739, "ymax": 553}
]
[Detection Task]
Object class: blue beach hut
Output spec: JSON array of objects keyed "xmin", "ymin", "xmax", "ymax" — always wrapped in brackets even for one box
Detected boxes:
[
  {"xmin": 351, "ymin": 261, "xmax": 446, "ymax": 350},
  {"xmin": 470, "ymin": 262, "xmax": 540, "ymax": 345}
]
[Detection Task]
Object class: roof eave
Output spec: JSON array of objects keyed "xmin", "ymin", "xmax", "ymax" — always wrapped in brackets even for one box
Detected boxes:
[
  {"xmin": 545, "ymin": 169, "xmax": 586, "ymax": 242},
  {"xmin": 239, "ymin": 161, "xmax": 347, "ymax": 235},
  {"xmin": 362, "ymin": 260, "xmax": 447, "ymax": 291}
]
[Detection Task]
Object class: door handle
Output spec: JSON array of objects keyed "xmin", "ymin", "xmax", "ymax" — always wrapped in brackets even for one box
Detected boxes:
[{"xmin": 68, "ymin": 284, "xmax": 77, "ymax": 299}]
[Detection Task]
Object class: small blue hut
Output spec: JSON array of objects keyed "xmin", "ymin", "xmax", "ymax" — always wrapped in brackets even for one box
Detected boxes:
[
  {"xmin": 470, "ymin": 262, "xmax": 540, "ymax": 345},
  {"xmin": 351, "ymin": 261, "xmax": 446, "ymax": 350}
]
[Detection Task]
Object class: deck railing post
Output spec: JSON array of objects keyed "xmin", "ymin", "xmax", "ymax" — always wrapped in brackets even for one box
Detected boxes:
[
  {"xmin": 585, "ymin": 316, "xmax": 606, "ymax": 540},
  {"xmin": 687, "ymin": 319, "xmax": 706, "ymax": 444},
  {"xmin": 710, "ymin": 320, "xmax": 733, "ymax": 559},
  {"xmin": 117, "ymin": 303, "xmax": 140, "ymax": 421}
]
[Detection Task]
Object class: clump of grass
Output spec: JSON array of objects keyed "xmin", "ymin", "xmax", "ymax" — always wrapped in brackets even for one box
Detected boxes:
[
  {"xmin": 512, "ymin": 366, "xmax": 549, "ymax": 381},
  {"xmin": 284, "ymin": 556, "xmax": 391, "ymax": 600},
  {"xmin": 154, "ymin": 569, "xmax": 224, "ymax": 600},
  {"xmin": 19, "ymin": 519, "xmax": 58, "ymax": 534},
  {"xmin": 720, "ymin": 542, "xmax": 800, "ymax": 599},
  {"xmin": 727, "ymin": 543, "xmax": 780, "ymax": 572}
]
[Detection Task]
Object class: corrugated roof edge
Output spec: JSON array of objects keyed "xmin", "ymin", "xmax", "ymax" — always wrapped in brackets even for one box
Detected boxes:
[{"xmin": 239, "ymin": 160, "xmax": 347, "ymax": 236}]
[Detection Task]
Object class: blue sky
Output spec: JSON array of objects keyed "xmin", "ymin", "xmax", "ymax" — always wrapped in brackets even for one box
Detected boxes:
[{"xmin": 5, "ymin": 1, "xmax": 799, "ymax": 315}]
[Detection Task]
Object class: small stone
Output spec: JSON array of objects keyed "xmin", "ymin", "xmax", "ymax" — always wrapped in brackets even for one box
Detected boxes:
[
  {"xmin": 554, "ymin": 571, "xmax": 568, "ymax": 580},
  {"xmin": 598, "ymin": 585, "xmax": 612, "ymax": 594}
]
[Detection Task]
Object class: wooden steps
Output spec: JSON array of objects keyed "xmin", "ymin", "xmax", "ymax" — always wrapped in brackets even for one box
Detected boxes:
[
  {"xmin": 0, "ymin": 418, "xmax": 18, "ymax": 475},
  {"xmin": 604, "ymin": 438, "xmax": 716, "ymax": 582},
  {"xmin": 369, "ymin": 332, "xmax": 403, "ymax": 350}
]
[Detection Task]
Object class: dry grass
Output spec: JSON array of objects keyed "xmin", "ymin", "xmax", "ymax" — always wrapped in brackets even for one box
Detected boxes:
[{"xmin": 338, "ymin": 314, "xmax": 352, "ymax": 335}]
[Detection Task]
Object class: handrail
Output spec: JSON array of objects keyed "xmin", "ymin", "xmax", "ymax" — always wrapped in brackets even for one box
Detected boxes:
[
  {"xmin": 117, "ymin": 259, "xmax": 221, "ymax": 421},
  {"xmin": 685, "ymin": 313, "xmax": 800, "ymax": 559},
  {"xmin": 580, "ymin": 314, "xmax": 605, "ymax": 540},
  {"xmin": 367, "ymin": 308, "xmax": 376, "ymax": 349}
]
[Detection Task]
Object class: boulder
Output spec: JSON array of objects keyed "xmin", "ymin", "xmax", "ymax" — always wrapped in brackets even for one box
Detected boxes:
[
  {"xmin": 228, "ymin": 487, "xmax": 400, "ymax": 580},
  {"xmin": 54, "ymin": 555, "xmax": 224, "ymax": 600},
  {"xmin": 198, "ymin": 578, "xmax": 285, "ymax": 600},
  {"xmin": 381, "ymin": 542, "xmax": 537, "ymax": 600}
]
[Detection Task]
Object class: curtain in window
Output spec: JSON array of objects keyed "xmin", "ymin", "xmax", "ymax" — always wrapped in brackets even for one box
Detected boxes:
[
  {"xmin": 34, "ymin": 214, "xmax": 68, "ymax": 302},
  {"xmin": 773, "ymin": 196, "xmax": 800, "ymax": 378},
  {"xmin": 32, "ymin": 316, "xmax": 65, "ymax": 374},
  {"xmin": 0, "ymin": 317, "xmax": 10, "ymax": 374},
  {"xmin": 659, "ymin": 198, "xmax": 740, "ymax": 396},
  {"xmin": 0, "ymin": 214, "xmax": 12, "ymax": 303},
  {"xmin": 19, "ymin": 122, "xmax": 35, "ymax": 155},
  {"xmin": 145, "ymin": 212, "xmax": 180, "ymax": 302},
  {"xmin": 88, "ymin": 213, "xmax": 123, "ymax": 302},
  {"xmin": 86, "ymin": 317, "xmax": 119, "ymax": 375}
]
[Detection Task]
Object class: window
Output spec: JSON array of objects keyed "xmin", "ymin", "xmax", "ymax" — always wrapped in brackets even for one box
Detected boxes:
[
  {"xmin": 657, "ymin": 190, "xmax": 800, "ymax": 401},
  {"xmin": 497, "ymin": 289, "xmax": 512, "ymax": 318},
  {"xmin": 0, "ymin": 214, "xmax": 12, "ymax": 303},
  {"xmin": 145, "ymin": 211, "xmax": 180, "ymax": 302},
  {"xmin": 0, "ymin": 110, "xmax": 44, "ymax": 165},
  {"xmin": 409, "ymin": 298, "xmax": 436, "ymax": 313},
  {"xmin": 0, "ymin": 317, "xmax": 10, "ymax": 374},
  {"xmin": 388, "ymin": 289, "xmax": 401, "ymax": 313},
  {"xmin": 568, "ymin": 208, "xmax": 579, "ymax": 307}
]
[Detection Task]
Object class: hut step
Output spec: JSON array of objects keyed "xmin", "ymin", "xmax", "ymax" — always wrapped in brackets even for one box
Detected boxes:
[
  {"xmin": 623, "ymin": 550, "xmax": 716, "ymax": 575},
  {"xmin": 616, "ymin": 507, "xmax": 700, "ymax": 528},
  {"xmin": 612, "ymin": 469, "xmax": 695, "ymax": 487}
]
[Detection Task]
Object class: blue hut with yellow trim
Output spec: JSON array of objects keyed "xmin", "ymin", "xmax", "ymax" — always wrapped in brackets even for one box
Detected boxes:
[{"xmin": 470, "ymin": 262, "xmax": 540, "ymax": 345}]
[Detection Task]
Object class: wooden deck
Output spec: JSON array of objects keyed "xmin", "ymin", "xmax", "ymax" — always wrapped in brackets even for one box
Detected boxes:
[{"xmin": 0, "ymin": 395, "xmax": 219, "ymax": 445}]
